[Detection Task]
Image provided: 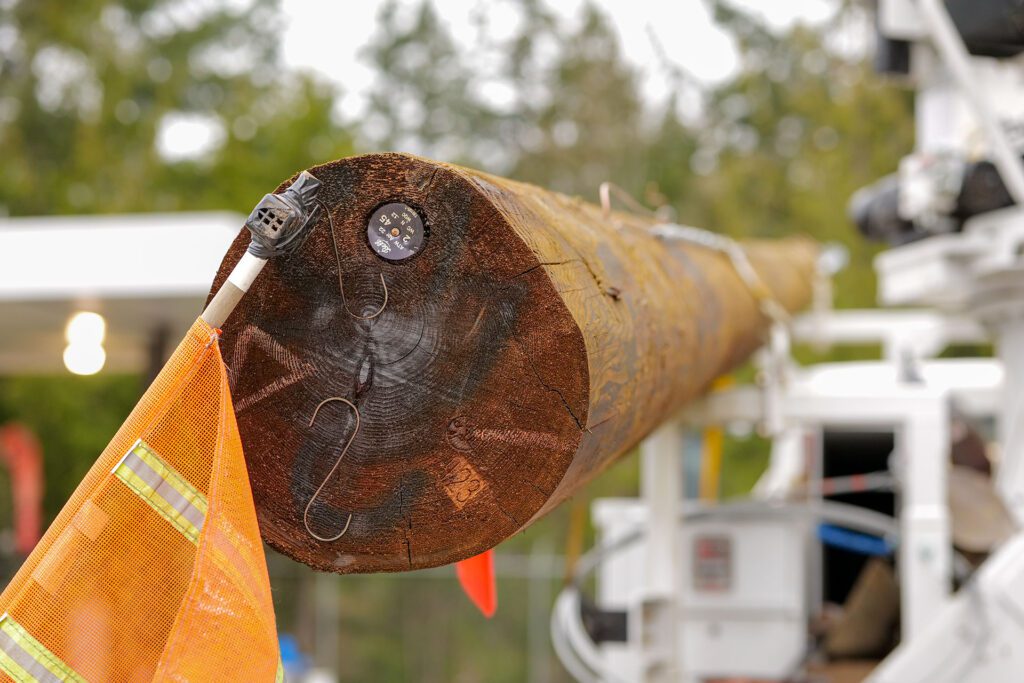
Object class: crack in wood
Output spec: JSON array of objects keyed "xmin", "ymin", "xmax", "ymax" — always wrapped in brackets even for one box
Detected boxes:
[{"xmin": 510, "ymin": 259, "xmax": 579, "ymax": 280}]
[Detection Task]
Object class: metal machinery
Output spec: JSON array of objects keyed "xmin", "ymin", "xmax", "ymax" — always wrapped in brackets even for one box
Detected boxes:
[{"xmin": 551, "ymin": 0, "xmax": 1024, "ymax": 681}]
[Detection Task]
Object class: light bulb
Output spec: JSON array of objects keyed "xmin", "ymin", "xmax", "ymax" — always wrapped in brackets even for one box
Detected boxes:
[
  {"xmin": 66, "ymin": 311, "xmax": 106, "ymax": 346},
  {"xmin": 63, "ymin": 343, "xmax": 106, "ymax": 376}
]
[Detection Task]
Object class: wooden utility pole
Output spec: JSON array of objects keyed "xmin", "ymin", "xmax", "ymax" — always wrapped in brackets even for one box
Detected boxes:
[{"xmin": 210, "ymin": 153, "xmax": 817, "ymax": 573}]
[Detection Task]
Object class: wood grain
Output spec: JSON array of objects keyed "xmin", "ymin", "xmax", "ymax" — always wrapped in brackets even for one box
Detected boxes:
[{"xmin": 209, "ymin": 153, "xmax": 818, "ymax": 573}]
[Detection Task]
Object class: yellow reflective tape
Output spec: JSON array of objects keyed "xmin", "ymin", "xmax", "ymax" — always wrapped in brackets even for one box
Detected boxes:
[
  {"xmin": 0, "ymin": 614, "xmax": 86, "ymax": 683},
  {"xmin": 113, "ymin": 439, "xmax": 208, "ymax": 544}
]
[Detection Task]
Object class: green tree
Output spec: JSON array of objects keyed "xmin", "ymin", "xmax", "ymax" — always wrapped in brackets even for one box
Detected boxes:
[
  {"xmin": 363, "ymin": 0, "xmax": 650, "ymax": 197},
  {"xmin": 689, "ymin": 1, "xmax": 914, "ymax": 308},
  {"xmin": 363, "ymin": 0, "xmax": 505, "ymax": 165},
  {"xmin": 0, "ymin": 0, "xmax": 354, "ymax": 216},
  {"xmin": 509, "ymin": 2, "xmax": 648, "ymax": 197}
]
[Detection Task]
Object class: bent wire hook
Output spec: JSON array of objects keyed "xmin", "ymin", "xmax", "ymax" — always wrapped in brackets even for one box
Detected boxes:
[
  {"xmin": 303, "ymin": 397, "xmax": 360, "ymax": 542},
  {"xmin": 319, "ymin": 200, "xmax": 389, "ymax": 320}
]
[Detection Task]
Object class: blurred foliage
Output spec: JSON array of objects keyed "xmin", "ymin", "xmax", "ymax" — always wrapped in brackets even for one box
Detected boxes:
[
  {"xmin": 690, "ymin": 3, "xmax": 914, "ymax": 308},
  {"xmin": 0, "ymin": 0, "xmax": 352, "ymax": 214},
  {"xmin": 0, "ymin": 0, "xmax": 915, "ymax": 680},
  {"xmin": 0, "ymin": 375, "xmax": 138, "ymax": 517}
]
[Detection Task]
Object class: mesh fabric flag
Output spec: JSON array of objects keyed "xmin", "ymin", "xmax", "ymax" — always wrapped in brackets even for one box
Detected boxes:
[
  {"xmin": 456, "ymin": 549, "xmax": 497, "ymax": 618},
  {"xmin": 0, "ymin": 318, "xmax": 283, "ymax": 682}
]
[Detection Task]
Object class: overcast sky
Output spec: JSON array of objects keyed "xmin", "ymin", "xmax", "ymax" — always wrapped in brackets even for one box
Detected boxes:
[{"xmin": 278, "ymin": 0, "xmax": 837, "ymax": 119}]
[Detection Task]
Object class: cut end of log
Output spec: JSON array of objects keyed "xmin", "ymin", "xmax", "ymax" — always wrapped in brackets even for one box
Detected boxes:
[{"xmin": 212, "ymin": 153, "xmax": 590, "ymax": 572}]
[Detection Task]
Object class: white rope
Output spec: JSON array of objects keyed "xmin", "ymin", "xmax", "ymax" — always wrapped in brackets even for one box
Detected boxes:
[
  {"xmin": 595, "ymin": 180, "xmax": 791, "ymax": 326},
  {"xmin": 649, "ymin": 222, "xmax": 792, "ymax": 326}
]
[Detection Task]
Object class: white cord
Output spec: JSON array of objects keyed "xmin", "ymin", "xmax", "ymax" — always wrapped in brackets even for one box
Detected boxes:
[
  {"xmin": 649, "ymin": 223, "xmax": 792, "ymax": 326},
  {"xmin": 550, "ymin": 591, "xmax": 602, "ymax": 683}
]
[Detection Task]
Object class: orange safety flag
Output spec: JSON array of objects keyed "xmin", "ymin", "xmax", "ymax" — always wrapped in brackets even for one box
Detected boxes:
[
  {"xmin": 0, "ymin": 319, "xmax": 284, "ymax": 682},
  {"xmin": 455, "ymin": 549, "xmax": 497, "ymax": 618}
]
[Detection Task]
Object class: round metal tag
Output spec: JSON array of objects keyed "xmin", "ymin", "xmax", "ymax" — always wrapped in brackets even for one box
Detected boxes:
[{"xmin": 367, "ymin": 202, "xmax": 426, "ymax": 261}]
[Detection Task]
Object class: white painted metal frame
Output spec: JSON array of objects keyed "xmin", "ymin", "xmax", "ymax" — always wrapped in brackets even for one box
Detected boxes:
[
  {"xmin": 578, "ymin": 0, "xmax": 1024, "ymax": 676},
  {"xmin": 622, "ymin": 304, "xmax": 1001, "ymax": 680},
  {"xmin": 859, "ymin": 1, "xmax": 1024, "ymax": 679},
  {"xmin": 634, "ymin": 423, "xmax": 684, "ymax": 682},
  {"xmin": 574, "ymin": 339, "xmax": 999, "ymax": 681},
  {"xmin": 685, "ymin": 375, "xmax": 955, "ymax": 641}
]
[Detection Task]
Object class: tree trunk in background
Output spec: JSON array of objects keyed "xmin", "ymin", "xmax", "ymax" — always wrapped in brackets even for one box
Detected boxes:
[{"xmin": 210, "ymin": 153, "xmax": 818, "ymax": 573}]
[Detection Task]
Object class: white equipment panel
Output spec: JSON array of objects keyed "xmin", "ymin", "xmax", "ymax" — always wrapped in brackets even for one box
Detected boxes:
[{"xmin": 593, "ymin": 500, "xmax": 810, "ymax": 683}]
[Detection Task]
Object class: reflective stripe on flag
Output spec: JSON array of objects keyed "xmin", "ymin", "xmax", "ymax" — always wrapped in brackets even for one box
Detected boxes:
[
  {"xmin": 113, "ymin": 439, "xmax": 208, "ymax": 544},
  {"xmin": 0, "ymin": 614, "xmax": 86, "ymax": 683}
]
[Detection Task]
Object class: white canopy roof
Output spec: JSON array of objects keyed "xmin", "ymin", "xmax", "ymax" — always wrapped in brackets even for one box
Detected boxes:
[{"xmin": 0, "ymin": 212, "xmax": 244, "ymax": 374}]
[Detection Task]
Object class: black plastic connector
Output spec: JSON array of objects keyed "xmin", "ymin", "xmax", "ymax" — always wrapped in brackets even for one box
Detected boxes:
[{"xmin": 245, "ymin": 171, "xmax": 322, "ymax": 259}]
